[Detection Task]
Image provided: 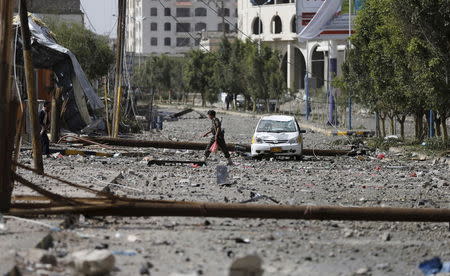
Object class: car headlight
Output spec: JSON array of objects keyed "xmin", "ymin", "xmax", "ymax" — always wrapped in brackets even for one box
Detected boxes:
[
  {"xmin": 252, "ymin": 136, "xmax": 263, "ymax": 144},
  {"xmin": 289, "ymin": 136, "xmax": 302, "ymax": 144}
]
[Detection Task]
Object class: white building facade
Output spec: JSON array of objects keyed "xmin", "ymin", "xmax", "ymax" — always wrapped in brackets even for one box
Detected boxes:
[
  {"xmin": 238, "ymin": 0, "xmax": 353, "ymax": 94},
  {"xmin": 126, "ymin": 0, "xmax": 238, "ymax": 55}
]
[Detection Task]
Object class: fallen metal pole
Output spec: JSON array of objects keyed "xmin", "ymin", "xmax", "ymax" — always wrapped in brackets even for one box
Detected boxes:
[
  {"xmin": 84, "ymin": 137, "xmax": 357, "ymax": 156},
  {"xmin": 86, "ymin": 137, "xmax": 246, "ymax": 152},
  {"xmin": 7, "ymin": 200, "xmax": 450, "ymax": 222}
]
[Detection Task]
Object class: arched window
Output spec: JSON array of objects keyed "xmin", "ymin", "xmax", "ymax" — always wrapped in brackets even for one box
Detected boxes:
[
  {"xmin": 164, "ymin": 22, "xmax": 171, "ymax": 31},
  {"xmin": 195, "ymin": 22, "xmax": 207, "ymax": 31},
  {"xmin": 195, "ymin": 7, "xmax": 207, "ymax": 16},
  {"xmin": 291, "ymin": 16, "xmax": 297, "ymax": 33},
  {"xmin": 218, "ymin": 23, "xmax": 230, "ymax": 33},
  {"xmin": 252, "ymin": 17, "xmax": 263, "ymax": 35},
  {"xmin": 271, "ymin": 15, "xmax": 282, "ymax": 34}
]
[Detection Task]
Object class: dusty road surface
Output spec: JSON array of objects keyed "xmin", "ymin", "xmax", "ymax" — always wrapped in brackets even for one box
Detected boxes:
[{"xmin": 7, "ymin": 109, "xmax": 450, "ymax": 276}]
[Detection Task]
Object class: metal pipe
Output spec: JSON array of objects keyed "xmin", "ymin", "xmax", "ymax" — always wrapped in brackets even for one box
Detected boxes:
[
  {"xmin": 19, "ymin": 0, "xmax": 44, "ymax": 174},
  {"xmin": 8, "ymin": 200, "xmax": 450, "ymax": 223},
  {"xmin": 87, "ymin": 137, "xmax": 247, "ymax": 152},
  {"xmin": 85, "ymin": 137, "xmax": 356, "ymax": 156}
]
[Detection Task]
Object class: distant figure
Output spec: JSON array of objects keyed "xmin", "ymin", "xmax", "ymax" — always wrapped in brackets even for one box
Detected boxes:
[
  {"xmin": 202, "ymin": 110, "xmax": 233, "ymax": 165},
  {"xmin": 225, "ymin": 94, "xmax": 233, "ymax": 110},
  {"xmin": 39, "ymin": 101, "xmax": 51, "ymax": 156}
]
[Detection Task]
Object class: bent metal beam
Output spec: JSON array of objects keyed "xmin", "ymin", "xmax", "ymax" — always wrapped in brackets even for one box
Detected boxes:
[{"xmin": 7, "ymin": 200, "xmax": 450, "ymax": 223}]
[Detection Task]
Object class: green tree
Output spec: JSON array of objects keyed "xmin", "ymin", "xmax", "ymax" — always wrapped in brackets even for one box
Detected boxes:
[
  {"xmin": 45, "ymin": 20, "xmax": 114, "ymax": 80},
  {"xmin": 183, "ymin": 50, "xmax": 218, "ymax": 106}
]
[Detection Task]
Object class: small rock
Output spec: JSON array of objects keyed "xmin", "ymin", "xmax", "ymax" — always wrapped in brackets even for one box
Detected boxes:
[
  {"xmin": 36, "ymin": 234, "xmax": 54, "ymax": 250},
  {"xmin": 70, "ymin": 249, "xmax": 115, "ymax": 276},
  {"xmin": 381, "ymin": 232, "xmax": 391, "ymax": 241},
  {"xmin": 354, "ymin": 267, "xmax": 370, "ymax": 275},
  {"xmin": 343, "ymin": 230, "xmax": 353, "ymax": 238}
]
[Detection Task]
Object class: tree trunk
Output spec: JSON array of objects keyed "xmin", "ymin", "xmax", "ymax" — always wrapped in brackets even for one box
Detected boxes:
[
  {"xmin": 201, "ymin": 93, "xmax": 205, "ymax": 107},
  {"xmin": 381, "ymin": 117, "xmax": 386, "ymax": 138},
  {"xmin": 442, "ymin": 116, "xmax": 448, "ymax": 142},
  {"xmin": 388, "ymin": 114, "xmax": 395, "ymax": 135},
  {"xmin": 168, "ymin": 90, "xmax": 172, "ymax": 104},
  {"xmin": 397, "ymin": 115, "xmax": 406, "ymax": 140},
  {"xmin": 375, "ymin": 112, "xmax": 381, "ymax": 138},
  {"xmin": 435, "ymin": 115, "xmax": 442, "ymax": 137},
  {"xmin": 252, "ymin": 101, "xmax": 257, "ymax": 113}
]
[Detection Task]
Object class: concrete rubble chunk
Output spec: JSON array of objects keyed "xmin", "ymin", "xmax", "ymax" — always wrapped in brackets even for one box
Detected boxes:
[
  {"xmin": 24, "ymin": 248, "xmax": 57, "ymax": 266},
  {"xmin": 70, "ymin": 249, "xmax": 115, "ymax": 276},
  {"xmin": 229, "ymin": 255, "xmax": 263, "ymax": 276}
]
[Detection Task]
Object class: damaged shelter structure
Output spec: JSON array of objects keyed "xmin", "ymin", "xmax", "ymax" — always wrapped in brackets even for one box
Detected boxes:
[{"xmin": 13, "ymin": 14, "xmax": 104, "ymax": 134}]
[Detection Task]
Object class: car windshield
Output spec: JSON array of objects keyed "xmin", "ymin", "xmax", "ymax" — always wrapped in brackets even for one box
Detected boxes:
[{"xmin": 256, "ymin": 120, "xmax": 297, "ymax": 133}]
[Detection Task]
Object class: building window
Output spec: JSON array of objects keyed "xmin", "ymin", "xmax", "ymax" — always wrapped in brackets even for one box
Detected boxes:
[
  {"xmin": 176, "ymin": 23, "xmax": 191, "ymax": 32},
  {"xmin": 194, "ymin": 22, "xmax": 206, "ymax": 31},
  {"xmin": 151, "ymin": 22, "xmax": 158, "ymax": 31},
  {"xmin": 218, "ymin": 8, "xmax": 230, "ymax": 17},
  {"xmin": 151, "ymin": 37, "xmax": 158, "ymax": 46},
  {"xmin": 218, "ymin": 23, "xmax": 230, "ymax": 33},
  {"xmin": 176, "ymin": 37, "xmax": 190, "ymax": 47},
  {"xmin": 194, "ymin": 7, "xmax": 207, "ymax": 16},
  {"xmin": 194, "ymin": 38, "xmax": 200, "ymax": 46},
  {"xmin": 271, "ymin": 15, "xmax": 282, "ymax": 34},
  {"xmin": 164, "ymin": 37, "xmax": 171, "ymax": 46},
  {"xmin": 291, "ymin": 16, "xmax": 296, "ymax": 33},
  {"xmin": 176, "ymin": 8, "xmax": 190, "ymax": 17},
  {"xmin": 252, "ymin": 17, "xmax": 263, "ymax": 34},
  {"xmin": 164, "ymin": 8, "xmax": 171, "ymax": 16},
  {"xmin": 164, "ymin": 22, "xmax": 171, "ymax": 31},
  {"xmin": 150, "ymin": 7, "xmax": 157, "ymax": 16}
]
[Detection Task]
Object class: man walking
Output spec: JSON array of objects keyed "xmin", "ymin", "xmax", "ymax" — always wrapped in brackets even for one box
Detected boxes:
[
  {"xmin": 202, "ymin": 110, "xmax": 233, "ymax": 165},
  {"xmin": 39, "ymin": 101, "xmax": 51, "ymax": 156}
]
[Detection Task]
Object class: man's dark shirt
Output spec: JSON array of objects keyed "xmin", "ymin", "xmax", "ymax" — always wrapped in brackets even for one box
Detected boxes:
[
  {"xmin": 39, "ymin": 109, "xmax": 50, "ymax": 133},
  {"xmin": 211, "ymin": 118, "xmax": 222, "ymax": 136}
]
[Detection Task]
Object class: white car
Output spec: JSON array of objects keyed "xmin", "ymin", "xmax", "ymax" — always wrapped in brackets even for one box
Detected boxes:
[{"xmin": 251, "ymin": 115, "xmax": 306, "ymax": 159}]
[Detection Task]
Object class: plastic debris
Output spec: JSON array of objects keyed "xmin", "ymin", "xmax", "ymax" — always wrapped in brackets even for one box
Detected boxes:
[
  {"xmin": 51, "ymin": 152, "xmax": 64, "ymax": 159},
  {"xmin": 210, "ymin": 141, "xmax": 219, "ymax": 153},
  {"xmin": 240, "ymin": 192, "xmax": 279, "ymax": 204},
  {"xmin": 112, "ymin": 250, "xmax": 138, "ymax": 256},
  {"xmin": 419, "ymin": 257, "xmax": 450, "ymax": 275},
  {"xmin": 376, "ymin": 153, "xmax": 386, "ymax": 160},
  {"xmin": 235, "ymin": 237, "xmax": 250, "ymax": 244}
]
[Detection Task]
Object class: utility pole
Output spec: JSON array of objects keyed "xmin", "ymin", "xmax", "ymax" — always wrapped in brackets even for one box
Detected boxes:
[
  {"xmin": 20, "ymin": 0, "xmax": 44, "ymax": 174},
  {"xmin": 347, "ymin": 0, "xmax": 352, "ymax": 130},
  {"xmin": 221, "ymin": 0, "xmax": 225, "ymax": 37},
  {"xmin": 112, "ymin": 0, "xmax": 127, "ymax": 138},
  {"xmin": 0, "ymin": 0, "xmax": 16, "ymax": 212}
]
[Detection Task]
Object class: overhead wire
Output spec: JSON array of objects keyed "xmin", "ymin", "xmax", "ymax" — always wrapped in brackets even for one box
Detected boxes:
[{"xmin": 80, "ymin": 0, "xmax": 98, "ymax": 33}]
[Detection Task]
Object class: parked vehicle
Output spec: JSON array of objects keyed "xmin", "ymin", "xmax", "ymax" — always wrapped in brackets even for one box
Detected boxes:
[{"xmin": 251, "ymin": 115, "xmax": 306, "ymax": 159}]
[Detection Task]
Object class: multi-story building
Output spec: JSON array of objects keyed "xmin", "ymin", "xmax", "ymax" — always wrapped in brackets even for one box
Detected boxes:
[
  {"xmin": 238, "ymin": 0, "xmax": 354, "ymax": 94},
  {"xmin": 126, "ymin": 0, "xmax": 238, "ymax": 55},
  {"xmin": 16, "ymin": 0, "xmax": 84, "ymax": 24}
]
